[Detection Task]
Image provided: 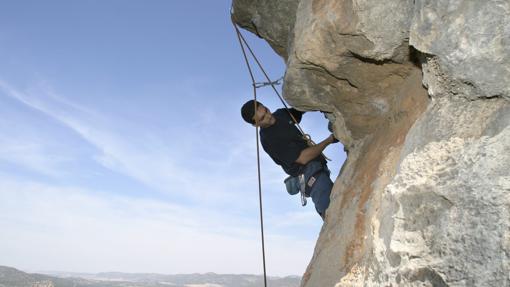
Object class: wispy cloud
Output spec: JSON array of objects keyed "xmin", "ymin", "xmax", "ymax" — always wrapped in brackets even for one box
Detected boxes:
[
  {"xmin": 0, "ymin": 139, "xmax": 69, "ymax": 177},
  {"xmin": 0, "ymin": 80, "xmax": 249, "ymax": 202}
]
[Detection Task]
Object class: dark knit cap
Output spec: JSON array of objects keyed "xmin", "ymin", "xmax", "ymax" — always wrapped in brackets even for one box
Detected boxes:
[{"xmin": 241, "ymin": 100, "xmax": 262, "ymax": 124}]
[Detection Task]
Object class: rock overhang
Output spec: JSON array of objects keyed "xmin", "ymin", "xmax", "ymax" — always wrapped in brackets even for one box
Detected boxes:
[{"xmin": 232, "ymin": 0, "xmax": 510, "ymax": 286}]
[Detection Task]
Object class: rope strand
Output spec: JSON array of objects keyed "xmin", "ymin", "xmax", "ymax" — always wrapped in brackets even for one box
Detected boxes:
[{"xmin": 232, "ymin": 16, "xmax": 268, "ymax": 287}]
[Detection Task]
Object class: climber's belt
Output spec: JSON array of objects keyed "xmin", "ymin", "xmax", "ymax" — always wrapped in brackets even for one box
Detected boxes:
[{"xmin": 284, "ymin": 160, "xmax": 326, "ymax": 206}]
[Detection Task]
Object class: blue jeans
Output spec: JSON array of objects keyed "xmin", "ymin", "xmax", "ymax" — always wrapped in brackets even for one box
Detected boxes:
[{"xmin": 309, "ymin": 169, "xmax": 333, "ymax": 216}]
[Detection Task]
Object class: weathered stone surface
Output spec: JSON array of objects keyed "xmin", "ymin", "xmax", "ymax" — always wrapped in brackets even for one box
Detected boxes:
[
  {"xmin": 410, "ymin": 0, "xmax": 510, "ymax": 100},
  {"xmin": 341, "ymin": 98, "xmax": 510, "ymax": 286},
  {"xmin": 231, "ymin": 0, "xmax": 300, "ymax": 59},
  {"xmin": 233, "ymin": 0, "xmax": 510, "ymax": 286},
  {"xmin": 283, "ymin": 0, "xmax": 421, "ymax": 145}
]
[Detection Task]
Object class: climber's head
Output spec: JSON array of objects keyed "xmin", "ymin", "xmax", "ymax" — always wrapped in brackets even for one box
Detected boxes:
[{"xmin": 241, "ymin": 100, "xmax": 275, "ymax": 128}]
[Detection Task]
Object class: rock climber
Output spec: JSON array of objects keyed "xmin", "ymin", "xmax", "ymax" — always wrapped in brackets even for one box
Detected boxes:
[{"xmin": 241, "ymin": 100, "xmax": 338, "ymax": 219}]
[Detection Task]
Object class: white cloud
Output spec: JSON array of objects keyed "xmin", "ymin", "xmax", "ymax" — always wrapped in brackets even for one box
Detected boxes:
[
  {"xmin": 0, "ymin": 139, "xmax": 69, "ymax": 177},
  {"xmin": 0, "ymin": 176, "xmax": 315, "ymax": 276},
  {"xmin": 0, "ymin": 80, "xmax": 248, "ymax": 202}
]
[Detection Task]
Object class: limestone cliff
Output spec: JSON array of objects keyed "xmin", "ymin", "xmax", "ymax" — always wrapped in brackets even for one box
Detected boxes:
[{"xmin": 232, "ymin": 0, "xmax": 510, "ymax": 286}]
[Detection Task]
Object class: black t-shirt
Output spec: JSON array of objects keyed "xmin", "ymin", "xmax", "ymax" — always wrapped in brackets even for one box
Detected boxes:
[{"xmin": 260, "ymin": 108, "xmax": 319, "ymax": 176}]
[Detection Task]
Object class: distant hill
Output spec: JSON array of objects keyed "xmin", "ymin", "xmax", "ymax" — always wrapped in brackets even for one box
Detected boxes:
[
  {"xmin": 0, "ymin": 266, "xmax": 80, "ymax": 287},
  {"xmin": 0, "ymin": 266, "xmax": 301, "ymax": 287}
]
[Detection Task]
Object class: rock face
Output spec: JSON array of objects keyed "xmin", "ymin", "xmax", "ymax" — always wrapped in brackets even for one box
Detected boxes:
[{"xmin": 233, "ymin": 0, "xmax": 510, "ymax": 286}]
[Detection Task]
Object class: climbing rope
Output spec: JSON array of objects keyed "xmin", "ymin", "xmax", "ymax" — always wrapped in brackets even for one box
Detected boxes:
[
  {"xmin": 231, "ymin": 11, "xmax": 331, "ymax": 287},
  {"xmin": 232, "ymin": 16, "xmax": 268, "ymax": 287}
]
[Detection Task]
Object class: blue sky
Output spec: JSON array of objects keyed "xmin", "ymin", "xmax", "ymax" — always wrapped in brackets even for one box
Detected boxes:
[{"xmin": 0, "ymin": 0, "xmax": 345, "ymax": 276}]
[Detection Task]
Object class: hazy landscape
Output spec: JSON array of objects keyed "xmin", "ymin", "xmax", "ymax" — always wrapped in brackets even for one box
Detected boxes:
[{"xmin": 0, "ymin": 266, "xmax": 300, "ymax": 287}]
